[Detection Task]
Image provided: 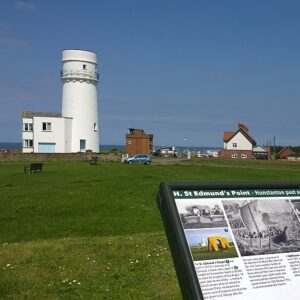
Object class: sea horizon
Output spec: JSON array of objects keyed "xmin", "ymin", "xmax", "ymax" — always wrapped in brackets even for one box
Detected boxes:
[{"xmin": 0, "ymin": 142, "xmax": 221, "ymax": 152}]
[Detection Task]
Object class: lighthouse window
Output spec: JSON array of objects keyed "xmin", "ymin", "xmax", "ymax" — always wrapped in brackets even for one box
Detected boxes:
[
  {"xmin": 94, "ymin": 123, "xmax": 98, "ymax": 132},
  {"xmin": 83, "ymin": 64, "xmax": 86, "ymax": 70},
  {"xmin": 42, "ymin": 122, "xmax": 52, "ymax": 131}
]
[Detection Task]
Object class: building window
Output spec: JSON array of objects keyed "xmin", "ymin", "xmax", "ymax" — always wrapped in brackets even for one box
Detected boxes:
[
  {"xmin": 231, "ymin": 153, "xmax": 237, "ymax": 159},
  {"xmin": 23, "ymin": 123, "xmax": 33, "ymax": 131},
  {"xmin": 42, "ymin": 122, "xmax": 51, "ymax": 131},
  {"xmin": 94, "ymin": 122, "xmax": 97, "ymax": 132},
  {"xmin": 83, "ymin": 64, "xmax": 86, "ymax": 70},
  {"xmin": 233, "ymin": 143, "xmax": 237, "ymax": 148},
  {"xmin": 23, "ymin": 139, "xmax": 33, "ymax": 147},
  {"xmin": 241, "ymin": 154, "xmax": 248, "ymax": 159}
]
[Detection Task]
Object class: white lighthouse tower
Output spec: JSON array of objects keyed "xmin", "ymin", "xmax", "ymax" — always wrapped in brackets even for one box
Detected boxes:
[{"xmin": 61, "ymin": 49, "xmax": 99, "ymax": 153}]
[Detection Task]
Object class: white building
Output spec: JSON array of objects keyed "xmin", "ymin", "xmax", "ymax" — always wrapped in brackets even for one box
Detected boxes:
[
  {"xmin": 219, "ymin": 123, "xmax": 256, "ymax": 159},
  {"xmin": 22, "ymin": 49, "xmax": 100, "ymax": 153}
]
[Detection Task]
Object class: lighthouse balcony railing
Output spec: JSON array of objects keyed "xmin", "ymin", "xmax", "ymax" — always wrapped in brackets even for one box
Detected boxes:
[{"xmin": 60, "ymin": 70, "xmax": 99, "ymax": 81}]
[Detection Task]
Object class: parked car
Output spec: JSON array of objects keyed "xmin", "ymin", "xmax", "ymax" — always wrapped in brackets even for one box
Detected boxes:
[
  {"xmin": 0, "ymin": 149, "xmax": 9, "ymax": 154},
  {"xmin": 153, "ymin": 147, "xmax": 179, "ymax": 157},
  {"xmin": 124, "ymin": 154, "xmax": 151, "ymax": 165},
  {"xmin": 197, "ymin": 151, "xmax": 209, "ymax": 158}
]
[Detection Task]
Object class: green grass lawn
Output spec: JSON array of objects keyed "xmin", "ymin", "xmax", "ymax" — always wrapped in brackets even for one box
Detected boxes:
[
  {"xmin": 1, "ymin": 160, "xmax": 300, "ymax": 299},
  {"xmin": 190, "ymin": 245, "xmax": 238, "ymax": 261}
]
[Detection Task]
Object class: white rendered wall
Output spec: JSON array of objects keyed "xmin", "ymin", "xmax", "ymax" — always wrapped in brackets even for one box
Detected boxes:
[
  {"xmin": 61, "ymin": 49, "xmax": 99, "ymax": 153},
  {"xmin": 33, "ymin": 117, "xmax": 67, "ymax": 153},
  {"xmin": 64, "ymin": 118, "xmax": 73, "ymax": 152},
  {"xmin": 226, "ymin": 132, "xmax": 253, "ymax": 150},
  {"xmin": 22, "ymin": 118, "xmax": 34, "ymax": 153}
]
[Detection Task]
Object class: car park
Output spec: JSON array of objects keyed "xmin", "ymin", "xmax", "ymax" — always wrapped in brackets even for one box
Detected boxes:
[
  {"xmin": 153, "ymin": 147, "xmax": 179, "ymax": 157},
  {"xmin": 197, "ymin": 151, "xmax": 209, "ymax": 158},
  {"xmin": 124, "ymin": 154, "xmax": 151, "ymax": 165}
]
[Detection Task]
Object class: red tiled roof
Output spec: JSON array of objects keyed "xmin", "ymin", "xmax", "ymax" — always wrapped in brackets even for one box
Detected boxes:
[{"xmin": 223, "ymin": 131, "xmax": 235, "ymax": 142}]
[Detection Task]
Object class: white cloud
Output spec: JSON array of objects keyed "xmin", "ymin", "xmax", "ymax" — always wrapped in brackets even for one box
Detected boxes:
[
  {"xmin": 15, "ymin": 1, "xmax": 36, "ymax": 12},
  {"xmin": 0, "ymin": 23, "xmax": 28, "ymax": 50},
  {"xmin": 101, "ymin": 113, "xmax": 229, "ymax": 126},
  {"xmin": 0, "ymin": 35, "xmax": 27, "ymax": 49},
  {"xmin": 34, "ymin": 77, "xmax": 58, "ymax": 85}
]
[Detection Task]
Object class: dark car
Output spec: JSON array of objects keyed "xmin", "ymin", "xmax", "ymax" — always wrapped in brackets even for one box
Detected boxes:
[{"xmin": 124, "ymin": 154, "xmax": 151, "ymax": 165}]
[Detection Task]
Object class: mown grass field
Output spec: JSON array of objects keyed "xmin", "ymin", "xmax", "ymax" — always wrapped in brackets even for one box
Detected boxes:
[
  {"xmin": 1, "ymin": 159, "xmax": 300, "ymax": 299},
  {"xmin": 190, "ymin": 245, "xmax": 238, "ymax": 261}
]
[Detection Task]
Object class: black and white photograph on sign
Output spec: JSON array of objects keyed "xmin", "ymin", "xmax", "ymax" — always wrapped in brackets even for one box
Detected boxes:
[
  {"xmin": 185, "ymin": 228, "xmax": 238, "ymax": 261},
  {"xmin": 175, "ymin": 199, "xmax": 227, "ymax": 229},
  {"xmin": 222, "ymin": 199, "xmax": 300, "ymax": 256},
  {"xmin": 291, "ymin": 199, "xmax": 300, "ymax": 220}
]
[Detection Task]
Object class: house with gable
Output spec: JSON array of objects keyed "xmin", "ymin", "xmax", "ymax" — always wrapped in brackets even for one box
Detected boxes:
[
  {"xmin": 219, "ymin": 123, "xmax": 257, "ymax": 160},
  {"xmin": 278, "ymin": 147, "xmax": 295, "ymax": 160}
]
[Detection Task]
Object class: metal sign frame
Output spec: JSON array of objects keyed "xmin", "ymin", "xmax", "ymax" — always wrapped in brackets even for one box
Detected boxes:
[{"xmin": 157, "ymin": 181, "xmax": 300, "ymax": 300}]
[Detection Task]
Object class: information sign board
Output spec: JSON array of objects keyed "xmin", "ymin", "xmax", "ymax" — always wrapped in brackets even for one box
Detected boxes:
[{"xmin": 157, "ymin": 182, "xmax": 300, "ymax": 300}]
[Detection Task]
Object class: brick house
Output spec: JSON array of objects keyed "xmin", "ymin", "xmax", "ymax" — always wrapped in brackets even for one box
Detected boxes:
[
  {"xmin": 278, "ymin": 147, "xmax": 295, "ymax": 159},
  {"xmin": 125, "ymin": 128, "xmax": 153, "ymax": 155},
  {"xmin": 219, "ymin": 123, "xmax": 256, "ymax": 160}
]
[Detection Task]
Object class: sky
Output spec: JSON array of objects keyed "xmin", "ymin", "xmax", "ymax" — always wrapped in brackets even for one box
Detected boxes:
[
  {"xmin": 185, "ymin": 228, "xmax": 234, "ymax": 246},
  {"xmin": 1, "ymin": 0, "xmax": 300, "ymax": 147}
]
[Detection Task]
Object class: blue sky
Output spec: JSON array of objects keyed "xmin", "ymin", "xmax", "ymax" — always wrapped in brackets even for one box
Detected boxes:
[
  {"xmin": 185, "ymin": 228, "xmax": 234, "ymax": 246},
  {"xmin": 1, "ymin": 1, "xmax": 300, "ymax": 147}
]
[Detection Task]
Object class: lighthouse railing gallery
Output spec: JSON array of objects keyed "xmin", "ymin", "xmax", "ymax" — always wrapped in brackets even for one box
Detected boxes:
[{"xmin": 60, "ymin": 70, "xmax": 99, "ymax": 81}]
